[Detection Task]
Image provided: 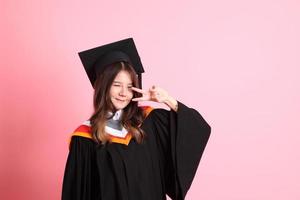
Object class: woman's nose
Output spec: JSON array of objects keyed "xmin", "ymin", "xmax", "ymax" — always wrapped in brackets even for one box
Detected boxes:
[{"xmin": 119, "ymin": 86, "xmax": 128, "ymax": 96}]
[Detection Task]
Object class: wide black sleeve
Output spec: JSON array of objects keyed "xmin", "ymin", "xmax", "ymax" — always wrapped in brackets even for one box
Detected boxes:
[
  {"xmin": 150, "ymin": 101, "xmax": 211, "ymax": 200},
  {"xmin": 61, "ymin": 136, "xmax": 99, "ymax": 200}
]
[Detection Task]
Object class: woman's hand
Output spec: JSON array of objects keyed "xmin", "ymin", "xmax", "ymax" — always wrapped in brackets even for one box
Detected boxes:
[
  {"xmin": 131, "ymin": 85, "xmax": 178, "ymax": 112},
  {"xmin": 131, "ymin": 85, "xmax": 168, "ymax": 103}
]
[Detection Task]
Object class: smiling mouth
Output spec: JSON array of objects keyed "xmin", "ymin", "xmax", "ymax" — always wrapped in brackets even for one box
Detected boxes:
[{"xmin": 116, "ymin": 99, "xmax": 126, "ymax": 102}]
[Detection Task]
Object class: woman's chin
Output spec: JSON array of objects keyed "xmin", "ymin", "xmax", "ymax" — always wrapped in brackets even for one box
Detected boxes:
[{"xmin": 113, "ymin": 101, "xmax": 129, "ymax": 110}]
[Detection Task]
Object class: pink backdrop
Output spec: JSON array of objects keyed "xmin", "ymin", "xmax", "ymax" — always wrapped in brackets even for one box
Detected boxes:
[{"xmin": 1, "ymin": 0, "xmax": 300, "ymax": 199}]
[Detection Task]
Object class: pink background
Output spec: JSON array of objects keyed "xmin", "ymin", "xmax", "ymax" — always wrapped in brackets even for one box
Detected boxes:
[{"xmin": 1, "ymin": 0, "xmax": 300, "ymax": 199}]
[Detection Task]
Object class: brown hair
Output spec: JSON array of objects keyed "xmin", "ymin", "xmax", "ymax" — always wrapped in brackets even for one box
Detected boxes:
[{"xmin": 89, "ymin": 61, "xmax": 146, "ymax": 144}]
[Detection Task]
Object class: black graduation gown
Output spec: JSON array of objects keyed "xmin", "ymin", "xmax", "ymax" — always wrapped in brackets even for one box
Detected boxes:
[{"xmin": 62, "ymin": 101, "xmax": 211, "ymax": 200}]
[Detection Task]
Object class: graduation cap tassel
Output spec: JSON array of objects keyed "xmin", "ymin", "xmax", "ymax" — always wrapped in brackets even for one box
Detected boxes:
[{"xmin": 138, "ymin": 74, "xmax": 142, "ymax": 89}]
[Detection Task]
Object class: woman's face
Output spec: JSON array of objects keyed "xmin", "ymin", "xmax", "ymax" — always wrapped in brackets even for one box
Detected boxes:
[{"xmin": 109, "ymin": 70, "xmax": 134, "ymax": 110}]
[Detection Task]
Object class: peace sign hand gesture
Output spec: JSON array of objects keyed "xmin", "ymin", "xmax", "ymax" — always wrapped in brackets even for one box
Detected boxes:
[
  {"xmin": 131, "ymin": 85, "xmax": 169, "ymax": 103},
  {"xmin": 131, "ymin": 85, "xmax": 178, "ymax": 112}
]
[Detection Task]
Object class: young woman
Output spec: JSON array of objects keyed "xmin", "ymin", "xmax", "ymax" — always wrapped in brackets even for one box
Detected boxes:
[{"xmin": 62, "ymin": 38, "xmax": 211, "ymax": 200}]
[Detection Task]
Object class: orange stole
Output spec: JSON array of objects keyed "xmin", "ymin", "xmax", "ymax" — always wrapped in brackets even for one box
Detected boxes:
[{"xmin": 68, "ymin": 106, "xmax": 153, "ymax": 148}]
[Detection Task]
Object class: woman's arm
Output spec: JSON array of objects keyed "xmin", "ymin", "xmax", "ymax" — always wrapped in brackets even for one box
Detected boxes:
[{"xmin": 163, "ymin": 95, "xmax": 178, "ymax": 112}]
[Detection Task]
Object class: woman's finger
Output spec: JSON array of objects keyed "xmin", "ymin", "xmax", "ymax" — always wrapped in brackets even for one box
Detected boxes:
[
  {"xmin": 131, "ymin": 87, "xmax": 148, "ymax": 94},
  {"xmin": 149, "ymin": 85, "xmax": 156, "ymax": 91},
  {"xmin": 131, "ymin": 97, "xmax": 147, "ymax": 101}
]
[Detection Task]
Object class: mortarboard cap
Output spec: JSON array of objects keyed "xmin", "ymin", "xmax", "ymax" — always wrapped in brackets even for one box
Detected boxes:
[{"xmin": 78, "ymin": 38, "xmax": 145, "ymax": 88}]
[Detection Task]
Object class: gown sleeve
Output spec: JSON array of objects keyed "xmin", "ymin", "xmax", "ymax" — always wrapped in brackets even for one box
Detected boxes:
[
  {"xmin": 61, "ymin": 136, "xmax": 99, "ymax": 200},
  {"xmin": 150, "ymin": 101, "xmax": 211, "ymax": 200}
]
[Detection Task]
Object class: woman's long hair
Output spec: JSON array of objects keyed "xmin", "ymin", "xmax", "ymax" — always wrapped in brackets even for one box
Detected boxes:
[{"xmin": 89, "ymin": 61, "xmax": 146, "ymax": 144}]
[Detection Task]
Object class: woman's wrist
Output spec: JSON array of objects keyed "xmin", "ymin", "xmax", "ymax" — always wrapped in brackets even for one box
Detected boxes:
[{"xmin": 164, "ymin": 95, "xmax": 178, "ymax": 112}]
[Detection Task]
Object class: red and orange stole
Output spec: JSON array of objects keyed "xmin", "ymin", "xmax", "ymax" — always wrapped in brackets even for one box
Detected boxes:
[{"xmin": 68, "ymin": 106, "xmax": 153, "ymax": 148}]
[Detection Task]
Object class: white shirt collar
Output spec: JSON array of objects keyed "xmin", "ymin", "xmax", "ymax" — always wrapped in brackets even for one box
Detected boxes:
[{"xmin": 107, "ymin": 109, "xmax": 123, "ymax": 121}]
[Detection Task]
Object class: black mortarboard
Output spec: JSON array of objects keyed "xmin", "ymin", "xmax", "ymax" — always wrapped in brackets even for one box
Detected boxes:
[{"xmin": 78, "ymin": 38, "xmax": 145, "ymax": 88}]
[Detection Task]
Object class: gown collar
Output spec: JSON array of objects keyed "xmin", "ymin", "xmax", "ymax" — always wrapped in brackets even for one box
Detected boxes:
[
  {"xmin": 105, "ymin": 109, "xmax": 129, "ymax": 139},
  {"xmin": 107, "ymin": 109, "xmax": 123, "ymax": 121}
]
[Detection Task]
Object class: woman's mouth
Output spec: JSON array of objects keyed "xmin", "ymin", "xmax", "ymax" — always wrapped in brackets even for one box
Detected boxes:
[{"xmin": 116, "ymin": 98, "xmax": 126, "ymax": 102}]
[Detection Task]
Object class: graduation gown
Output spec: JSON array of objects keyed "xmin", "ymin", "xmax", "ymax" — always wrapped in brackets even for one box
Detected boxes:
[{"xmin": 62, "ymin": 101, "xmax": 211, "ymax": 200}]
